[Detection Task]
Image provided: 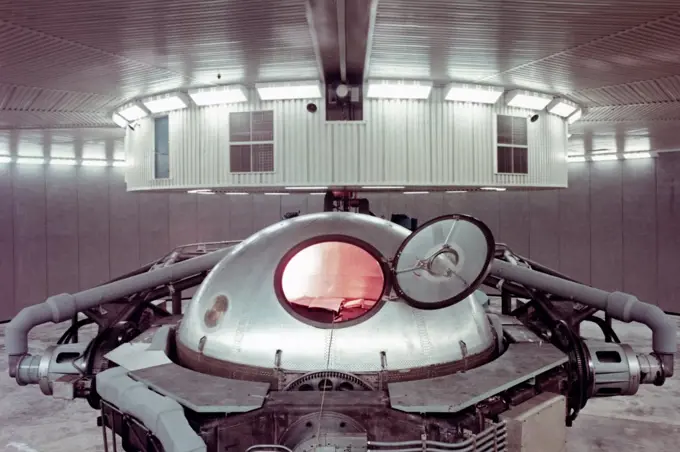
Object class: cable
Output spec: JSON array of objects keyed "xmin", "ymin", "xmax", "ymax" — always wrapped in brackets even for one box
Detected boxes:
[
  {"xmin": 315, "ymin": 313, "xmax": 338, "ymax": 445},
  {"xmin": 582, "ymin": 315, "xmax": 621, "ymax": 343},
  {"xmin": 57, "ymin": 318, "xmax": 96, "ymax": 344}
]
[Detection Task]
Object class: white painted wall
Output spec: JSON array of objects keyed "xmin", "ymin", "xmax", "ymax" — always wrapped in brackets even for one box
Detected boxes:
[{"xmin": 125, "ymin": 88, "xmax": 568, "ymax": 191}]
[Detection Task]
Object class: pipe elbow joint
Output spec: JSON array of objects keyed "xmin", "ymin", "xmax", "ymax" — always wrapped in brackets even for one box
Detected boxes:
[
  {"xmin": 642, "ymin": 305, "xmax": 677, "ymax": 356},
  {"xmin": 8, "ymin": 354, "xmax": 26, "ymax": 379},
  {"xmin": 45, "ymin": 293, "xmax": 78, "ymax": 323},
  {"xmin": 656, "ymin": 353, "xmax": 675, "ymax": 381}
]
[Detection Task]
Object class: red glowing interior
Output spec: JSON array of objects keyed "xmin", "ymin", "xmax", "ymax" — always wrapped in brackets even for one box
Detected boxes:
[{"xmin": 281, "ymin": 241, "xmax": 384, "ymax": 323}]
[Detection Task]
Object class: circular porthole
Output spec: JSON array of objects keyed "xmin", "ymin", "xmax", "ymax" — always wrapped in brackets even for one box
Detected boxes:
[
  {"xmin": 276, "ymin": 237, "xmax": 387, "ymax": 326},
  {"xmin": 203, "ymin": 294, "xmax": 229, "ymax": 328}
]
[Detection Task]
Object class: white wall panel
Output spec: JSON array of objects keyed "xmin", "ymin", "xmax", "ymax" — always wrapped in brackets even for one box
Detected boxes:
[
  {"xmin": 82, "ymin": 141, "xmax": 106, "ymax": 159},
  {"xmin": 113, "ymin": 139, "xmax": 125, "ymax": 161},
  {"xmin": 51, "ymin": 143, "xmax": 75, "ymax": 158},
  {"xmin": 124, "ymin": 88, "xmax": 568, "ymax": 191}
]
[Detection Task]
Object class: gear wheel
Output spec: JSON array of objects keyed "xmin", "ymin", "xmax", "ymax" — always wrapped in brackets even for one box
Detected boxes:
[{"xmin": 284, "ymin": 371, "xmax": 374, "ymax": 392}]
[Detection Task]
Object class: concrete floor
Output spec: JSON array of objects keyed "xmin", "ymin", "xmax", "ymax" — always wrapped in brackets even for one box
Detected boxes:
[{"xmin": 1, "ymin": 314, "xmax": 679, "ymax": 452}]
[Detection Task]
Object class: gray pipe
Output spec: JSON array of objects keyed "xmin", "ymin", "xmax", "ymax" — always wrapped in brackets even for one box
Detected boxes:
[
  {"xmin": 7, "ymin": 247, "xmax": 231, "ymax": 378},
  {"xmin": 490, "ymin": 259, "xmax": 676, "ymax": 377}
]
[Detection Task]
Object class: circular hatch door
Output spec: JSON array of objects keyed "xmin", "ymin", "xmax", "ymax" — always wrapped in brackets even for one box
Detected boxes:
[{"xmin": 391, "ymin": 214, "xmax": 495, "ymax": 310}]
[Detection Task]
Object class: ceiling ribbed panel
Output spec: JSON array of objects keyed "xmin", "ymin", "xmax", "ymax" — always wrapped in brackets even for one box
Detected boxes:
[
  {"xmin": 568, "ymin": 76, "xmax": 680, "ymax": 106},
  {"xmin": 481, "ymin": 12, "xmax": 680, "ymax": 92},
  {"xmin": 0, "ymin": 0, "xmax": 319, "ymax": 85},
  {"xmin": 0, "ymin": 0, "xmax": 317, "ymax": 129},
  {"xmin": 0, "ymin": 111, "xmax": 113, "ymax": 128},
  {"xmin": 0, "ymin": 84, "xmax": 123, "ymax": 112},
  {"xmin": 583, "ymin": 104, "xmax": 680, "ymax": 122},
  {"xmin": 0, "ymin": 21, "xmax": 190, "ymax": 97},
  {"xmin": 369, "ymin": 0, "xmax": 680, "ymax": 81},
  {"xmin": 0, "ymin": 85, "xmax": 41, "ymax": 110},
  {"xmin": 0, "ymin": 0, "xmax": 679, "ymax": 153}
]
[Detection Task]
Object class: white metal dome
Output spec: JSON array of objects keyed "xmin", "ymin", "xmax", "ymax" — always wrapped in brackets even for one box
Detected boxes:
[{"xmin": 176, "ymin": 212, "xmax": 496, "ymax": 373}]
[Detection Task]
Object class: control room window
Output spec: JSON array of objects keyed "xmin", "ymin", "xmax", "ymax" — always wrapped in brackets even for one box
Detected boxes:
[
  {"xmin": 496, "ymin": 115, "xmax": 528, "ymax": 174},
  {"xmin": 229, "ymin": 110, "xmax": 274, "ymax": 173},
  {"xmin": 154, "ymin": 116, "xmax": 170, "ymax": 179}
]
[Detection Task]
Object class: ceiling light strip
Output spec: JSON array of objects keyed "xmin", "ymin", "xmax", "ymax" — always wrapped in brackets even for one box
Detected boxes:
[
  {"xmin": 189, "ymin": 85, "xmax": 248, "ymax": 106},
  {"xmin": 365, "ymin": 80, "xmax": 432, "ymax": 100},
  {"xmin": 505, "ymin": 90, "xmax": 552, "ymax": 111},
  {"xmin": 547, "ymin": 98, "xmax": 578, "ymax": 118},
  {"xmin": 143, "ymin": 95, "xmax": 187, "ymax": 114},
  {"xmin": 445, "ymin": 83, "xmax": 503, "ymax": 104},
  {"xmin": 256, "ymin": 81, "xmax": 322, "ymax": 101}
]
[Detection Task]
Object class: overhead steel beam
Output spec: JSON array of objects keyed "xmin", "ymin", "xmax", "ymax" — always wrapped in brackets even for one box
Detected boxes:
[
  {"xmin": 306, "ymin": 0, "xmax": 375, "ymax": 84},
  {"xmin": 305, "ymin": 1, "xmax": 328, "ymax": 84},
  {"xmin": 362, "ymin": 0, "xmax": 379, "ymax": 81},
  {"xmin": 337, "ymin": 0, "xmax": 347, "ymax": 82}
]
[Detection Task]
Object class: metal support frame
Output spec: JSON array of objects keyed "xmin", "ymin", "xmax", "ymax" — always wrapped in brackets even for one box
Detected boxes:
[
  {"xmin": 171, "ymin": 291, "xmax": 182, "ymax": 315},
  {"xmin": 501, "ymin": 290, "xmax": 512, "ymax": 315},
  {"xmin": 71, "ymin": 314, "xmax": 79, "ymax": 343}
]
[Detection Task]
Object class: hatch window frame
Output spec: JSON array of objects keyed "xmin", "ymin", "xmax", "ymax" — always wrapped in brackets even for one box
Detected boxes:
[{"xmin": 273, "ymin": 234, "xmax": 391, "ymax": 329}]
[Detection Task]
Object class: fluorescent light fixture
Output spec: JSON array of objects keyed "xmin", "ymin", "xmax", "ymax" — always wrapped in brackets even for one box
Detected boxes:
[
  {"xmin": 404, "ymin": 191, "xmax": 429, "ymax": 195},
  {"xmin": 143, "ymin": 95, "xmax": 187, "ymax": 114},
  {"xmin": 310, "ymin": 192, "xmax": 326, "ymax": 196},
  {"xmin": 81, "ymin": 159, "xmax": 108, "ymax": 167},
  {"xmin": 480, "ymin": 187, "xmax": 506, "ymax": 191},
  {"xmin": 547, "ymin": 99, "xmax": 578, "ymax": 118},
  {"xmin": 112, "ymin": 160, "xmax": 128, "ymax": 167},
  {"xmin": 256, "ymin": 81, "xmax": 322, "ymax": 100},
  {"xmin": 361, "ymin": 185, "xmax": 405, "ymax": 190},
  {"xmin": 567, "ymin": 156, "xmax": 587, "ymax": 163},
  {"xmin": 624, "ymin": 152, "xmax": 652, "ymax": 159},
  {"xmin": 446, "ymin": 190, "xmax": 466, "ymax": 193},
  {"xmin": 591, "ymin": 154, "xmax": 618, "ymax": 161},
  {"xmin": 366, "ymin": 80, "xmax": 432, "ymax": 100},
  {"xmin": 224, "ymin": 192, "xmax": 249, "ymax": 195},
  {"xmin": 567, "ymin": 109, "xmax": 582, "ymax": 124},
  {"xmin": 118, "ymin": 104, "xmax": 147, "ymax": 121},
  {"xmin": 444, "ymin": 83, "xmax": 503, "ymax": 104},
  {"xmin": 196, "ymin": 191, "xmax": 216, "ymax": 195},
  {"xmin": 0, "ymin": 156, "xmax": 12, "ymax": 163},
  {"xmin": 50, "ymin": 158, "xmax": 78, "ymax": 166},
  {"xmin": 187, "ymin": 189, "xmax": 213, "ymax": 194},
  {"xmin": 264, "ymin": 192, "xmax": 289, "ymax": 196},
  {"xmin": 112, "ymin": 113, "xmax": 128, "ymax": 128},
  {"xmin": 189, "ymin": 85, "xmax": 248, "ymax": 106},
  {"xmin": 285, "ymin": 186, "xmax": 327, "ymax": 190},
  {"xmin": 505, "ymin": 90, "xmax": 552, "ymax": 110},
  {"xmin": 16, "ymin": 157, "xmax": 45, "ymax": 165}
]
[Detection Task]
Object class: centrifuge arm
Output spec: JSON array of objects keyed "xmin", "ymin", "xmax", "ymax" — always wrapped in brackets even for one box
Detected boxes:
[{"xmin": 489, "ymin": 258, "xmax": 676, "ymax": 381}]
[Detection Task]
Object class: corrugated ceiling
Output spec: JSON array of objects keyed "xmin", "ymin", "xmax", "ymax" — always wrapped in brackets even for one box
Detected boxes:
[{"xmin": 0, "ymin": 0, "xmax": 678, "ymax": 151}]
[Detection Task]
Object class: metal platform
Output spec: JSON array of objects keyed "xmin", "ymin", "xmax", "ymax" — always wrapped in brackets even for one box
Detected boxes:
[
  {"xmin": 128, "ymin": 363, "xmax": 270, "ymax": 413},
  {"xmin": 388, "ymin": 342, "xmax": 568, "ymax": 413},
  {"xmin": 498, "ymin": 315, "xmax": 544, "ymax": 343}
]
